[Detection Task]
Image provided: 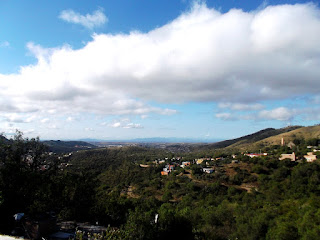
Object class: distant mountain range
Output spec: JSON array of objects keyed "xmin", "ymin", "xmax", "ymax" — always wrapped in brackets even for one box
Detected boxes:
[{"xmin": 79, "ymin": 137, "xmax": 222, "ymax": 143}]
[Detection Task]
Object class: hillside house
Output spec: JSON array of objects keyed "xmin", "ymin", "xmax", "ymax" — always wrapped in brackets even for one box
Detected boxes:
[
  {"xmin": 279, "ymin": 152, "xmax": 296, "ymax": 161},
  {"xmin": 202, "ymin": 168, "xmax": 214, "ymax": 174},
  {"xmin": 180, "ymin": 161, "xmax": 191, "ymax": 168},
  {"xmin": 245, "ymin": 153, "xmax": 268, "ymax": 158},
  {"xmin": 196, "ymin": 159, "xmax": 204, "ymax": 164},
  {"xmin": 161, "ymin": 171, "xmax": 169, "ymax": 176},
  {"xmin": 304, "ymin": 152, "xmax": 317, "ymax": 162},
  {"xmin": 162, "ymin": 165, "xmax": 175, "ymax": 175}
]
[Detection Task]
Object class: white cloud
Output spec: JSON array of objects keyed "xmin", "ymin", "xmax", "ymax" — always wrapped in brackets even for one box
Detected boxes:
[
  {"xmin": 108, "ymin": 119, "xmax": 143, "ymax": 129},
  {"xmin": 3, "ymin": 113, "xmax": 35, "ymax": 123},
  {"xmin": 257, "ymin": 107, "xmax": 295, "ymax": 121},
  {"xmin": 40, "ymin": 118, "xmax": 49, "ymax": 123},
  {"xmin": 109, "ymin": 122, "xmax": 121, "ymax": 128},
  {"xmin": 123, "ymin": 123, "xmax": 143, "ymax": 129},
  {"xmin": 215, "ymin": 112, "xmax": 236, "ymax": 121},
  {"xmin": 218, "ymin": 102, "xmax": 264, "ymax": 111},
  {"xmin": 24, "ymin": 129, "xmax": 35, "ymax": 134},
  {"xmin": 0, "ymin": 41, "xmax": 10, "ymax": 48},
  {"xmin": 0, "ymin": 3, "xmax": 319, "ymax": 120},
  {"xmin": 48, "ymin": 124, "xmax": 59, "ymax": 129},
  {"xmin": 59, "ymin": 8, "xmax": 107, "ymax": 29},
  {"xmin": 66, "ymin": 116, "xmax": 75, "ymax": 122},
  {"xmin": 85, "ymin": 127, "xmax": 94, "ymax": 131}
]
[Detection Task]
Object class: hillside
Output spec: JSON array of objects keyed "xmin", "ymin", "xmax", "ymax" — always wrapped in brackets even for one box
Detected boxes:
[
  {"xmin": 249, "ymin": 125, "xmax": 320, "ymax": 149},
  {"xmin": 227, "ymin": 125, "xmax": 320, "ymax": 150},
  {"xmin": 197, "ymin": 126, "xmax": 302, "ymax": 150},
  {"xmin": 42, "ymin": 140, "xmax": 97, "ymax": 153}
]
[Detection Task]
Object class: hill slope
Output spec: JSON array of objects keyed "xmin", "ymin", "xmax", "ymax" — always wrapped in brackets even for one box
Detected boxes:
[
  {"xmin": 205, "ymin": 126, "xmax": 302, "ymax": 149},
  {"xmin": 42, "ymin": 140, "xmax": 97, "ymax": 153},
  {"xmin": 240, "ymin": 125, "xmax": 320, "ymax": 150}
]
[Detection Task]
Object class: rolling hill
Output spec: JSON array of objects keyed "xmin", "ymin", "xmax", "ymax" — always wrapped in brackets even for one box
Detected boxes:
[
  {"xmin": 237, "ymin": 124, "xmax": 320, "ymax": 150},
  {"xmin": 42, "ymin": 140, "xmax": 97, "ymax": 153},
  {"xmin": 206, "ymin": 126, "xmax": 301, "ymax": 149}
]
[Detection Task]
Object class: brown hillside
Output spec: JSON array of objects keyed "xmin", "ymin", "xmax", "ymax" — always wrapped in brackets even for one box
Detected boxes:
[{"xmin": 227, "ymin": 125, "xmax": 320, "ymax": 150}]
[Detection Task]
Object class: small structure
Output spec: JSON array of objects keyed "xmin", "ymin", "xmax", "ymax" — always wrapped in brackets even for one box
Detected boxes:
[
  {"xmin": 161, "ymin": 171, "xmax": 169, "ymax": 176},
  {"xmin": 139, "ymin": 164, "xmax": 151, "ymax": 168},
  {"xmin": 245, "ymin": 153, "xmax": 267, "ymax": 158},
  {"xmin": 196, "ymin": 159, "xmax": 204, "ymax": 164},
  {"xmin": 304, "ymin": 152, "xmax": 317, "ymax": 162},
  {"xmin": 202, "ymin": 168, "xmax": 214, "ymax": 174},
  {"xmin": 161, "ymin": 165, "xmax": 174, "ymax": 175},
  {"xmin": 180, "ymin": 161, "xmax": 190, "ymax": 168},
  {"xmin": 279, "ymin": 152, "xmax": 296, "ymax": 161}
]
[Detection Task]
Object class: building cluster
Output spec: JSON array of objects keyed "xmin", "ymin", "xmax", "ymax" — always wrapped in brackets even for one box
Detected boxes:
[
  {"xmin": 279, "ymin": 150, "xmax": 318, "ymax": 162},
  {"xmin": 151, "ymin": 157, "xmax": 217, "ymax": 176}
]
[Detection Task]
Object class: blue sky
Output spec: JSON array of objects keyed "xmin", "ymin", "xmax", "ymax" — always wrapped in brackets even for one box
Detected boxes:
[{"xmin": 0, "ymin": 0, "xmax": 319, "ymax": 141}]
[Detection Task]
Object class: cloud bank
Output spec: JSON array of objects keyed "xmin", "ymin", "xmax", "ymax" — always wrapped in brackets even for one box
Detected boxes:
[{"xmin": 1, "ymin": 2, "xmax": 320, "ymax": 123}]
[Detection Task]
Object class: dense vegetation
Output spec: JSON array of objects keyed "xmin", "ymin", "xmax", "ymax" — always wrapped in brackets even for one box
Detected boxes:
[
  {"xmin": 1, "ymin": 131, "xmax": 320, "ymax": 239},
  {"xmin": 42, "ymin": 140, "xmax": 97, "ymax": 153}
]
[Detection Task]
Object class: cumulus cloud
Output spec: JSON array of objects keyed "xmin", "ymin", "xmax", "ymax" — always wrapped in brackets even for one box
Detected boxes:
[
  {"xmin": 40, "ymin": 118, "xmax": 49, "ymax": 123},
  {"xmin": 0, "ymin": 2, "xmax": 320, "ymax": 121},
  {"xmin": 3, "ymin": 113, "xmax": 35, "ymax": 123},
  {"xmin": 218, "ymin": 103, "xmax": 264, "ymax": 111},
  {"xmin": 66, "ymin": 117, "xmax": 76, "ymax": 122},
  {"xmin": 257, "ymin": 107, "xmax": 295, "ymax": 121},
  {"xmin": 24, "ymin": 129, "xmax": 35, "ymax": 134},
  {"xmin": 0, "ymin": 41, "xmax": 10, "ymax": 48},
  {"xmin": 59, "ymin": 8, "xmax": 107, "ymax": 29},
  {"xmin": 108, "ymin": 119, "xmax": 143, "ymax": 129},
  {"xmin": 215, "ymin": 112, "xmax": 236, "ymax": 121}
]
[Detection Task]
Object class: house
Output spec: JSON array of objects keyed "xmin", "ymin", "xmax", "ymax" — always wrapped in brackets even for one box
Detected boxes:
[
  {"xmin": 245, "ymin": 153, "xmax": 267, "ymax": 158},
  {"xmin": 180, "ymin": 161, "xmax": 190, "ymax": 168},
  {"xmin": 304, "ymin": 152, "xmax": 317, "ymax": 162},
  {"xmin": 196, "ymin": 159, "xmax": 204, "ymax": 164},
  {"xmin": 162, "ymin": 165, "xmax": 175, "ymax": 175},
  {"xmin": 202, "ymin": 168, "xmax": 214, "ymax": 174},
  {"xmin": 161, "ymin": 171, "xmax": 168, "ymax": 176},
  {"xmin": 279, "ymin": 152, "xmax": 296, "ymax": 161}
]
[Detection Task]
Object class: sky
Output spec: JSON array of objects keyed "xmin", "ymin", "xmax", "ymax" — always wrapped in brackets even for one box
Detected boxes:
[{"xmin": 0, "ymin": 0, "xmax": 320, "ymax": 141}]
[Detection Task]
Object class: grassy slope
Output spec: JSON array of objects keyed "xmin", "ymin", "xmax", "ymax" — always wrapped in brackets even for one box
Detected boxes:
[
  {"xmin": 199, "ymin": 126, "xmax": 301, "ymax": 150},
  {"xmin": 227, "ymin": 125, "xmax": 320, "ymax": 150}
]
